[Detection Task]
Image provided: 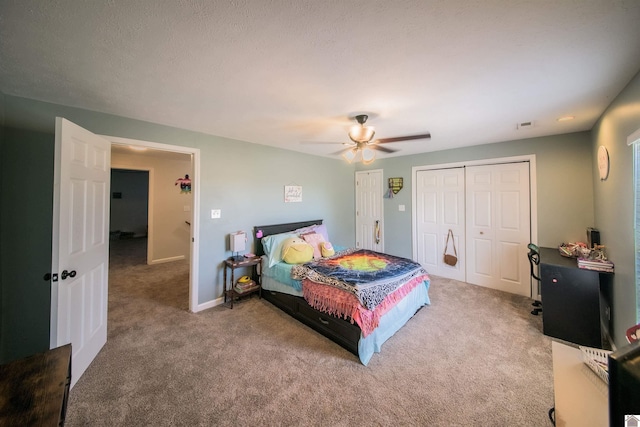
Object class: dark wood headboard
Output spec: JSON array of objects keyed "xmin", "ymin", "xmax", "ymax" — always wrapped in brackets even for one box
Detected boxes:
[{"xmin": 253, "ymin": 219, "xmax": 322, "ymax": 256}]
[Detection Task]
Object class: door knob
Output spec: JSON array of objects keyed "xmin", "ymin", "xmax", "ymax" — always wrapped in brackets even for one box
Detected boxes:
[{"xmin": 61, "ymin": 270, "xmax": 77, "ymax": 280}]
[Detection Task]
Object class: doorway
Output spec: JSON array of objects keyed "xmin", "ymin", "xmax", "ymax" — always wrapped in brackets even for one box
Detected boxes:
[
  {"xmin": 109, "ymin": 148, "xmax": 191, "ymax": 311},
  {"xmin": 107, "ymin": 136, "xmax": 200, "ymax": 312},
  {"xmin": 50, "ymin": 119, "xmax": 200, "ymax": 387}
]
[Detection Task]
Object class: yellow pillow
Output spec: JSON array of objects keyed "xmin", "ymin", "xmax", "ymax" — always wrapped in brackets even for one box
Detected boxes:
[
  {"xmin": 281, "ymin": 237, "xmax": 314, "ymax": 264},
  {"xmin": 321, "ymin": 241, "xmax": 335, "ymax": 257}
]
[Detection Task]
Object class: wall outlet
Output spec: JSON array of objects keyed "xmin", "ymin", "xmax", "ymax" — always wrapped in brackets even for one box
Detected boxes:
[{"xmin": 211, "ymin": 209, "xmax": 221, "ymax": 219}]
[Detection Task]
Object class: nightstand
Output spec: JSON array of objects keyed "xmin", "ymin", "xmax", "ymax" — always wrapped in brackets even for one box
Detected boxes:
[{"xmin": 223, "ymin": 256, "xmax": 262, "ymax": 308}]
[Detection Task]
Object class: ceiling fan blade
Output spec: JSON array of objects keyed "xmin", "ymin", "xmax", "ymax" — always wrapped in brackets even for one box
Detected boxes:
[
  {"xmin": 300, "ymin": 141, "xmax": 347, "ymax": 145},
  {"xmin": 370, "ymin": 144, "xmax": 397, "ymax": 153},
  {"xmin": 375, "ymin": 133, "xmax": 431, "ymax": 144}
]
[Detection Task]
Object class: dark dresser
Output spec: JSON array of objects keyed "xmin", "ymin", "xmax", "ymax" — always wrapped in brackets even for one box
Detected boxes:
[
  {"xmin": 0, "ymin": 344, "xmax": 72, "ymax": 426},
  {"xmin": 539, "ymin": 247, "xmax": 612, "ymax": 349}
]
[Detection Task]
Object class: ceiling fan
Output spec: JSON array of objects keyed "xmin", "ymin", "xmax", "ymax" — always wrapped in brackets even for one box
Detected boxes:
[{"xmin": 304, "ymin": 114, "xmax": 431, "ymax": 164}]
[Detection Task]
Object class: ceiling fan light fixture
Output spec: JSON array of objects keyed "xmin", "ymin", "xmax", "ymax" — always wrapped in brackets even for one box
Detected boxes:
[
  {"xmin": 349, "ymin": 124, "xmax": 375, "ymax": 143},
  {"xmin": 343, "ymin": 148, "xmax": 357, "ymax": 163},
  {"xmin": 361, "ymin": 147, "xmax": 376, "ymax": 164}
]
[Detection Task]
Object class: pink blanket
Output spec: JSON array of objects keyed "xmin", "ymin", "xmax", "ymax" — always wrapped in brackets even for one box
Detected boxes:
[{"xmin": 302, "ymin": 274, "xmax": 429, "ymax": 337}]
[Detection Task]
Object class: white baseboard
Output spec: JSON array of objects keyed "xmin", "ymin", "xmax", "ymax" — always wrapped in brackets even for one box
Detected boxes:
[
  {"xmin": 149, "ymin": 255, "xmax": 185, "ymax": 265},
  {"xmin": 192, "ymin": 297, "xmax": 224, "ymax": 313}
]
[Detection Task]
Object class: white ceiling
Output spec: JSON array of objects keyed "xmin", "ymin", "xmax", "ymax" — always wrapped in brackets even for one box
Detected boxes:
[{"xmin": 2, "ymin": 1, "xmax": 640, "ymax": 160}]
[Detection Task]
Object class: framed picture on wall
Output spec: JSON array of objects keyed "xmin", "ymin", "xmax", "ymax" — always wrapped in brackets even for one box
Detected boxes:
[{"xmin": 284, "ymin": 185, "xmax": 302, "ymax": 203}]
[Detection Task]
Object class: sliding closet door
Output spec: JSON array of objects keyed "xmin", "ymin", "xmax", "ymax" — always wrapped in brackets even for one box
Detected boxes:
[
  {"xmin": 415, "ymin": 168, "xmax": 465, "ymax": 280},
  {"xmin": 465, "ymin": 162, "xmax": 531, "ymax": 296}
]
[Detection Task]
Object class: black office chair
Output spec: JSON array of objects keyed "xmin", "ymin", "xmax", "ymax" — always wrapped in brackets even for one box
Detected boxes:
[{"xmin": 527, "ymin": 243, "xmax": 542, "ymax": 316}]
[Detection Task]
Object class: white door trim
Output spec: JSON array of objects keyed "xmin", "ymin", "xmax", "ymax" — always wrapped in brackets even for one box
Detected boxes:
[
  {"xmin": 104, "ymin": 136, "xmax": 200, "ymax": 313},
  {"xmin": 411, "ymin": 155, "xmax": 538, "ymax": 297}
]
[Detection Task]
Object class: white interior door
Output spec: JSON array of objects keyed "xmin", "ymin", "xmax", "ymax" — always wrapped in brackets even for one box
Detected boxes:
[
  {"xmin": 415, "ymin": 168, "xmax": 465, "ymax": 280},
  {"xmin": 355, "ymin": 170, "xmax": 383, "ymax": 251},
  {"xmin": 465, "ymin": 162, "xmax": 530, "ymax": 296},
  {"xmin": 51, "ymin": 118, "xmax": 111, "ymax": 388}
]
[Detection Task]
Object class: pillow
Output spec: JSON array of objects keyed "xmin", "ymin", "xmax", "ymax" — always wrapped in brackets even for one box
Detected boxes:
[
  {"xmin": 301, "ymin": 232, "xmax": 325, "ymax": 259},
  {"xmin": 281, "ymin": 237, "xmax": 314, "ymax": 264},
  {"xmin": 311, "ymin": 223, "xmax": 330, "ymax": 242},
  {"xmin": 294, "ymin": 223, "xmax": 330, "ymax": 242},
  {"xmin": 261, "ymin": 232, "xmax": 298, "ymax": 267},
  {"xmin": 294, "ymin": 224, "xmax": 319, "ymax": 235},
  {"xmin": 321, "ymin": 241, "xmax": 335, "ymax": 258}
]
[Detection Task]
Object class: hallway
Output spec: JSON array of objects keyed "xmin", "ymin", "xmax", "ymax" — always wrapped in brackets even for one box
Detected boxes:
[{"xmin": 108, "ymin": 237, "xmax": 190, "ymax": 338}]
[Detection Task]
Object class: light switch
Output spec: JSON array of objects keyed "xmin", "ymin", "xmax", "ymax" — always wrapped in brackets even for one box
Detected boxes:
[
  {"xmin": 399, "ymin": 205, "xmax": 406, "ymax": 212},
  {"xmin": 184, "ymin": 205, "xmax": 190, "ymax": 212},
  {"xmin": 211, "ymin": 209, "xmax": 221, "ymax": 219}
]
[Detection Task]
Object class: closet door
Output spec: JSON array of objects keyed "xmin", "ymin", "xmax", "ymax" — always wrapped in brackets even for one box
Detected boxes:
[
  {"xmin": 465, "ymin": 162, "xmax": 531, "ymax": 296},
  {"xmin": 415, "ymin": 168, "xmax": 465, "ymax": 280}
]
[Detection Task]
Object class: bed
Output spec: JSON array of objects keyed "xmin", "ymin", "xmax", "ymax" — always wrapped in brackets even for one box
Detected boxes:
[{"xmin": 254, "ymin": 219, "xmax": 430, "ymax": 365}]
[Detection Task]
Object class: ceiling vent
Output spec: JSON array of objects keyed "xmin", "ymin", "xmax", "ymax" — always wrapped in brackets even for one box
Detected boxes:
[{"xmin": 517, "ymin": 121, "xmax": 535, "ymax": 130}]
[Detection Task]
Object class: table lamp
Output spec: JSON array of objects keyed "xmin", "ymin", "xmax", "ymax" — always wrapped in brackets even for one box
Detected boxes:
[{"xmin": 229, "ymin": 231, "xmax": 246, "ymax": 261}]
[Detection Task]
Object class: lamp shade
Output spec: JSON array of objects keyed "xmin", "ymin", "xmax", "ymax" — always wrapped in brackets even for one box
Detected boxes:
[{"xmin": 230, "ymin": 231, "xmax": 246, "ymax": 252}]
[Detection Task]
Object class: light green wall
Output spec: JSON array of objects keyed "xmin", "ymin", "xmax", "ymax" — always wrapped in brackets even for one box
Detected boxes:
[
  {"xmin": 1, "ymin": 95, "xmax": 356, "ymax": 309},
  {"xmin": 3, "ymin": 72, "xmax": 639, "ymax": 349},
  {"xmin": 1, "ymin": 128, "xmax": 54, "ymax": 362},
  {"xmin": 591, "ymin": 70, "xmax": 640, "ymax": 346},
  {"xmin": 357, "ymin": 132, "xmax": 595, "ymax": 260}
]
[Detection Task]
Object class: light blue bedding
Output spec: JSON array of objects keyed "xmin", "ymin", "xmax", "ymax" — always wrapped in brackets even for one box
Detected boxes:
[
  {"xmin": 261, "ymin": 256, "xmax": 303, "ymax": 292},
  {"xmin": 358, "ymin": 279, "xmax": 430, "ymax": 365},
  {"xmin": 260, "ymin": 256, "xmax": 430, "ymax": 365}
]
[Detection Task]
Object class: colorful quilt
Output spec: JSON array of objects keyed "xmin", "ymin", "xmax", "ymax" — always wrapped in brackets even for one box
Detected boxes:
[{"xmin": 291, "ymin": 248, "xmax": 428, "ymax": 310}]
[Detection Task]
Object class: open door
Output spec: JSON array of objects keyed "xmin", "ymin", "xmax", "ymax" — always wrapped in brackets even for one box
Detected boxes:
[{"xmin": 51, "ymin": 118, "xmax": 111, "ymax": 387}]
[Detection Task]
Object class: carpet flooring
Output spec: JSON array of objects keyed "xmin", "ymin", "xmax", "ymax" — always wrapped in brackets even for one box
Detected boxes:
[{"xmin": 65, "ymin": 237, "xmax": 554, "ymax": 426}]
